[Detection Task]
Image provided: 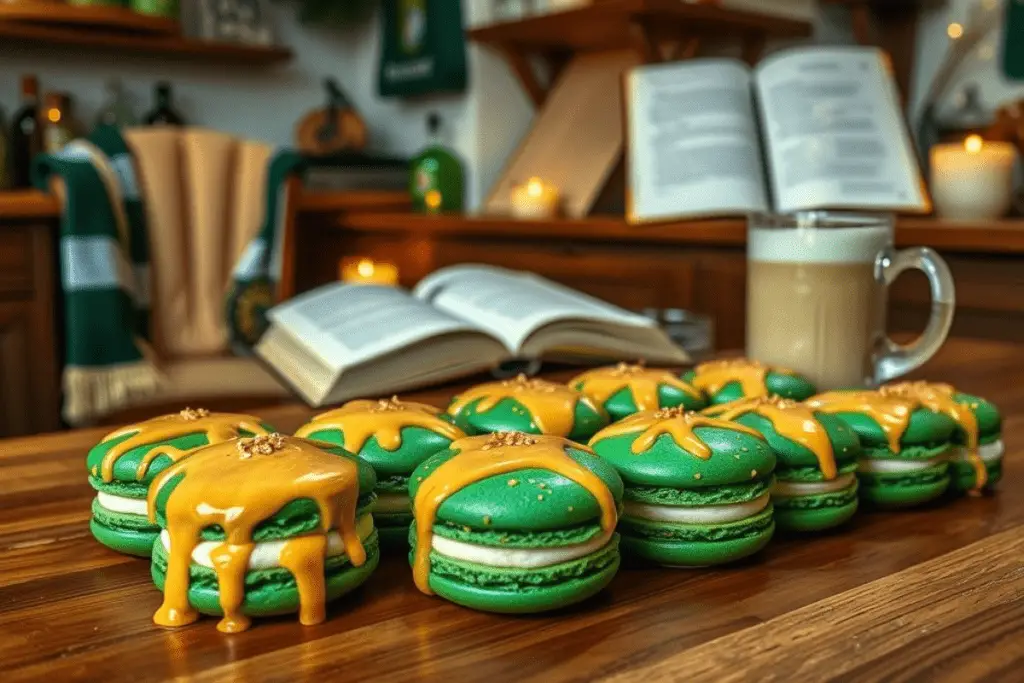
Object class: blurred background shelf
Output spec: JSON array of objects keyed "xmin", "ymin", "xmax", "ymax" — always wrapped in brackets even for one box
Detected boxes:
[
  {"xmin": 0, "ymin": 19, "xmax": 293, "ymax": 64},
  {"xmin": 0, "ymin": 3, "xmax": 180, "ymax": 35}
]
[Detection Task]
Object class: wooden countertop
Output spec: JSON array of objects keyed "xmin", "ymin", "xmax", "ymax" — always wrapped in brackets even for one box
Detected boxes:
[
  {"xmin": 2, "ymin": 338, "xmax": 1021, "ymax": 681},
  {"xmin": 338, "ymin": 212, "xmax": 1024, "ymax": 254},
  {"xmin": 0, "ymin": 190, "xmax": 60, "ymax": 220}
]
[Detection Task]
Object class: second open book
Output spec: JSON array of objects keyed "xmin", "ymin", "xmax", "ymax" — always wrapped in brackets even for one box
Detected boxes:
[
  {"xmin": 255, "ymin": 265, "xmax": 688, "ymax": 406},
  {"xmin": 626, "ymin": 46, "xmax": 928, "ymax": 222}
]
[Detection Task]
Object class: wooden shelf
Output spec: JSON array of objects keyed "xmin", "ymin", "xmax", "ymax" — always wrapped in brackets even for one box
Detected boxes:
[
  {"xmin": 0, "ymin": 190, "xmax": 61, "ymax": 221},
  {"xmin": 0, "ymin": 19, "xmax": 292, "ymax": 64},
  {"xmin": 0, "ymin": 4, "xmax": 179, "ymax": 35},
  {"xmin": 336, "ymin": 212, "xmax": 1024, "ymax": 255},
  {"xmin": 469, "ymin": 0, "xmax": 812, "ymax": 54},
  {"xmin": 297, "ymin": 190, "xmax": 410, "ymax": 214}
]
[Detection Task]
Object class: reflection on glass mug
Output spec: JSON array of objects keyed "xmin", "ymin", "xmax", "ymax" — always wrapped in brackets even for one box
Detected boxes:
[{"xmin": 746, "ymin": 212, "xmax": 955, "ymax": 390}]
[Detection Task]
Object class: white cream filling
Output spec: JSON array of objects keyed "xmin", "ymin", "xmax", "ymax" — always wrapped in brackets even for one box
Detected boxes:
[
  {"xmin": 772, "ymin": 473, "xmax": 857, "ymax": 497},
  {"xmin": 160, "ymin": 514, "xmax": 375, "ymax": 570},
  {"xmin": 952, "ymin": 440, "xmax": 1004, "ymax": 463},
  {"xmin": 431, "ymin": 530, "xmax": 613, "ymax": 569},
  {"xmin": 374, "ymin": 493, "xmax": 411, "ymax": 514},
  {"xmin": 858, "ymin": 453, "xmax": 948, "ymax": 474},
  {"xmin": 96, "ymin": 491, "xmax": 149, "ymax": 516},
  {"xmin": 622, "ymin": 492, "xmax": 771, "ymax": 525}
]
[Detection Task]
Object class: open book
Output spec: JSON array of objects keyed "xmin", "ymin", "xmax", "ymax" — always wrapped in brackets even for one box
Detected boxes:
[
  {"xmin": 626, "ymin": 46, "xmax": 929, "ymax": 223},
  {"xmin": 255, "ymin": 265, "xmax": 688, "ymax": 406}
]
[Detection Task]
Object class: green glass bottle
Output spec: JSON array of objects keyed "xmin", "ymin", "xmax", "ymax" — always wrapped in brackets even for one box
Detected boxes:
[{"xmin": 410, "ymin": 112, "xmax": 464, "ymax": 214}]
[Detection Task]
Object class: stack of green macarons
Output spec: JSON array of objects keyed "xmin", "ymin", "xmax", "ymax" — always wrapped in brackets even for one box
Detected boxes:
[
  {"xmin": 589, "ymin": 407, "xmax": 776, "ymax": 566},
  {"xmin": 149, "ymin": 435, "xmax": 380, "ymax": 630},
  {"xmin": 682, "ymin": 359, "xmax": 817, "ymax": 406},
  {"xmin": 447, "ymin": 374, "xmax": 608, "ymax": 441},
  {"xmin": 294, "ymin": 397, "xmax": 466, "ymax": 548},
  {"xmin": 408, "ymin": 431, "xmax": 624, "ymax": 613},
  {"xmin": 806, "ymin": 391, "xmax": 957, "ymax": 508},
  {"xmin": 704, "ymin": 397, "xmax": 861, "ymax": 532},
  {"xmin": 86, "ymin": 409, "xmax": 274, "ymax": 556},
  {"xmin": 570, "ymin": 363, "xmax": 706, "ymax": 422}
]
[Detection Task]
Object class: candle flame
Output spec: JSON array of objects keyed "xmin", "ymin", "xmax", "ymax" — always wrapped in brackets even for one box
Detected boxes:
[
  {"xmin": 356, "ymin": 259, "xmax": 375, "ymax": 278},
  {"xmin": 964, "ymin": 134, "xmax": 983, "ymax": 154},
  {"xmin": 526, "ymin": 177, "xmax": 545, "ymax": 198}
]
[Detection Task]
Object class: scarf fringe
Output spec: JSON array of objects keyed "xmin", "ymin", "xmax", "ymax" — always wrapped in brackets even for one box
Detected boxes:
[{"xmin": 63, "ymin": 362, "xmax": 163, "ymax": 426}]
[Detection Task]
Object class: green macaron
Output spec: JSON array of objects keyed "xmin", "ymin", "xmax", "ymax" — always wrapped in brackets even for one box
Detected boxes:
[
  {"xmin": 948, "ymin": 392, "xmax": 1003, "ymax": 494},
  {"xmin": 589, "ymin": 408, "xmax": 776, "ymax": 566},
  {"xmin": 570, "ymin": 364, "xmax": 707, "ymax": 422},
  {"xmin": 705, "ymin": 398, "xmax": 861, "ymax": 532},
  {"xmin": 806, "ymin": 391, "xmax": 957, "ymax": 508},
  {"xmin": 447, "ymin": 375, "xmax": 608, "ymax": 441},
  {"xmin": 295, "ymin": 397, "xmax": 465, "ymax": 549},
  {"xmin": 682, "ymin": 359, "xmax": 816, "ymax": 406},
  {"xmin": 408, "ymin": 432, "xmax": 623, "ymax": 613},
  {"xmin": 87, "ymin": 410, "xmax": 275, "ymax": 556},
  {"xmin": 150, "ymin": 437, "xmax": 379, "ymax": 623}
]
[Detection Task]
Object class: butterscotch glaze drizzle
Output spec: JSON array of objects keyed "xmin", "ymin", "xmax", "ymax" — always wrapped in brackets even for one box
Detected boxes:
[
  {"xmin": 589, "ymin": 406, "xmax": 763, "ymax": 457},
  {"xmin": 411, "ymin": 431, "xmax": 617, "ymax": 594},
  {"xmin": 97, "ymin": 409, "xmax": 270, "ymax": 482},
  {"xmin": 571, "ymin": 363, "xmax": 703, "ymax": 413},
  {"xmin": 295, "ymin": 396, "xmax": 464, "ymax": 453},
  {"xmin": 881, "ymin": 381, "xmax": 986, "ymax": 491},
  {"xmin": 148, "ymin": 434, "xmax": 367, "ymax": 632},
  {"xmin": 447, "ymin": 375, "xmax": 599, "ymax": 437},
  {"xmin": 704, "ymin": 396, "xmax": 838, "ymax": 479},
  {"xmin": 805, "ymin": 391, "xmax": 919, "ymax": 455},
  {"xmin": 689, "ymin": 359, "xmax": 794, "ymax": 398}
]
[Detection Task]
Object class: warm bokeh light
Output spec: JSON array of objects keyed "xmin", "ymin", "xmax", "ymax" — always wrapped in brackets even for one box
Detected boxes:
[
  {"xmin": 425, "ymin": 190, "xmax": 442, "ymax": 210},
  {"xmin": 47, "ymin": 108, "xmax": 61, "ymax": 123},
  {"xmin": 947, "ymin": 22, "xmax": 964, "ymax": 39},
  {"xmin": 356, "ymin": 259, "xmax": 375, "ymax": 277},
  {"xmin": 526, "ymin": 177, "xmax": 544, "ymax": 198},
  {"xmin": 964, "ymin": 134, "xmax": 983, "ymax": 153}
]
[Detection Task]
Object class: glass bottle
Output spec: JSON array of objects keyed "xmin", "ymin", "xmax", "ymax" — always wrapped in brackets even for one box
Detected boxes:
[
  {"xmin": 10, "ymin": 75, "xmax": 42, "ymax": 189},
  {"xmin": 143, "ymin": 82, "xmax": 185, "ymax": 126},
  {"xmin": 95, "ymin": 79, "xmax": 136, "ymax": 130},
  {"xmin": 409, "ymin": 112, "xmax": 465, "ymax": 213}
]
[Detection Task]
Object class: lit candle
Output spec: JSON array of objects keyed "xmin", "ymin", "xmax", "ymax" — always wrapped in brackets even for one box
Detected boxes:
[
  {"xmin": 930, "ymin": 135, "xmax": 1017, "ymax": 221},
  {"xmin": 510, "ymin": 177, "xmax": 560, "ymax": 219},
  {"xmin": 340, "ymin": 258, "xmax": 400, "ymax": 286}
]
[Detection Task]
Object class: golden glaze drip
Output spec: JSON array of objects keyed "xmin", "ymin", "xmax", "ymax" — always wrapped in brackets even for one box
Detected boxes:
[
  {"xmin": 589, "ymin": 406, "xmax": 763, "ymax": 457},
  {"xmin": 148, "ymin": 434, "xmax": 367, "ymax": 633},
  {"xmin": 704, "ymin": 396, "xmax": 837, "ymax": 479},
  {"xmin": 805, "ymin": 390, "xmax": 922, "ymax": 456},
  {"xmin": 447, "ymin": 375, "xmax": 598, "ymax": 437},
  {"xmin": 98, "ymin": 409, "xmax": 270, "ymax": 482},
  {"xmin": 571, "ymin": 363, "xmax": 703, "ymax": 413},
  {"xmin": 689, "ymin": 359, "xmax": 794, "ymax": 398},
  {"xmin": 881, "ymin": 381, "xmax": 986, "ymax": 491},
  {"xmin": 295, "ymin": 396, "xmax": 464, "ymax": 453},
  {"xmin": 411, "ymin": 431, "xmax": 617, "ymax": 594}
]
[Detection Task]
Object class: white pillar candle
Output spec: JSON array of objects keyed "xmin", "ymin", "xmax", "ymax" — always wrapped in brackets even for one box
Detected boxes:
[
  {"xmin": 930, "ymin": 135, "xmax": 1017, "ymax": 221},
  {"xmin": 510, "ymin": 177, "xmax": 560, "ymax": 219}
]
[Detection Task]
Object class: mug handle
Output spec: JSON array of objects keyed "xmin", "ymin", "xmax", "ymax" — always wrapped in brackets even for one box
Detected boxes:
[{"xmin": 873, "ymin": 246, "xmax": 956, "ymax": 384}]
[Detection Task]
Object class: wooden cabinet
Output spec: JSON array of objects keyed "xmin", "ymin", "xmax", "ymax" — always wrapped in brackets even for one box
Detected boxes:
[{"xmin": 0, "ymin": 201, "xmax": 60, "ymax": 435}]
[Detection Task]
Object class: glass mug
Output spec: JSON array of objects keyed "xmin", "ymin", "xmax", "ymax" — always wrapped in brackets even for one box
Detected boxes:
[{"xmin": 746, "ymin": 212, "xmax": 955, "ymax": 390}]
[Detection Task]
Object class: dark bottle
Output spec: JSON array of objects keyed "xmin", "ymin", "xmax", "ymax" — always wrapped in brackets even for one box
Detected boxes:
[
  {"xmin": 10, "ymin": 75, "xmax": 42, "ymax": 189},
  {"xmin": 144, "ymin": 82, "xmax": 185, "ymax": 126}
]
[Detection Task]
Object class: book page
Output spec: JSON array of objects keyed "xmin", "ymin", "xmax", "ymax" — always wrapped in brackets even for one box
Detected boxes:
[
  {"xmin": 413, "ymin": 265, "xmax": 656, "ymax": 353},
  {"xmin": 755, "ymin": 46, "xmax": 928, "ymax": 213},
  {"xmin": 626, "ymin": 59, "xmax": 769, "ymax": 223},
  {"xmin": 267, "ymin": 283, "xmax": 481, "ymax": 370}
]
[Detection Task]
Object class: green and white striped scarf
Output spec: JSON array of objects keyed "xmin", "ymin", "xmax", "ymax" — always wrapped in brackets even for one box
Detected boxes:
[{"xmin": 36, "ymin": 129, "xmax": 305, "ymax": 424}]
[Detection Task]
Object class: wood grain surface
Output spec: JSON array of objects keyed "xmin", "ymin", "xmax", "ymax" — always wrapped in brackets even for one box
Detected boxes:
[{"xmin": 1, "ymin": 339, "xmax": 1022, "ymax": 682}]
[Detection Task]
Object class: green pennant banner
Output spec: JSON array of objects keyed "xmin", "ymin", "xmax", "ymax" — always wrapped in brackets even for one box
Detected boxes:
[{"xmin": 379, "ymin": 0, "xmax": 468, "ymax": 97}]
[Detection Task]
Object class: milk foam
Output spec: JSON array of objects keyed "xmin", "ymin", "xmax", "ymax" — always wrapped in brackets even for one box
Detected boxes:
[{"xmin": 749, "ymin": 225, "xmax": 891, "ymax": 264}]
